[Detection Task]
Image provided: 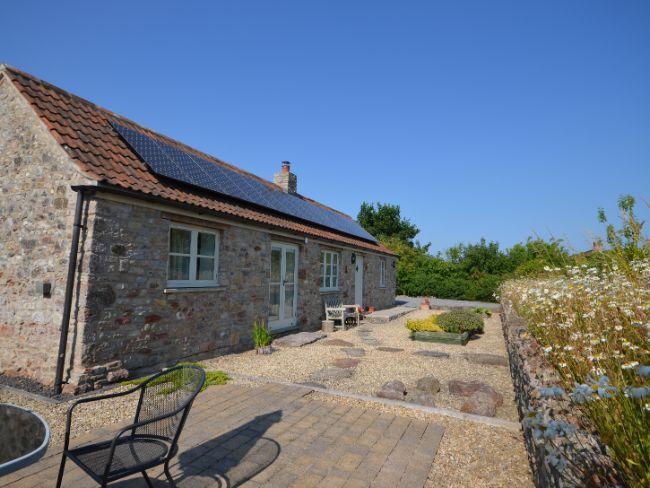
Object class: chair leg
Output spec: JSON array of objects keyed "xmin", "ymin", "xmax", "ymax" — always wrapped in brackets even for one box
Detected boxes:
[
  {"xmin": 141, "ymin": 470, "xmax": 154, "ymax": 488},
  {"xmin": 55, "ymin": 454, "xmax": 67, "ymax": 488},
  {"xmin": 164, "ymin": 460, "xmax": 176, "ymax": 487}
]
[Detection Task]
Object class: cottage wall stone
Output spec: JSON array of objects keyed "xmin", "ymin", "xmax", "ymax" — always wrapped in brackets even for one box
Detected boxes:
[
  {"xmin": 0, "ymin": 76, "xmax": 93, "ymax": 385},
  {"xmin": 74, "ymin": 196, "xmax": 396, "ymax": 383}
]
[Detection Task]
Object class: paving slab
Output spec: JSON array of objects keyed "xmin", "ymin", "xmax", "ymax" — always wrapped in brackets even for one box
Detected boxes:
[
  {"xmin": 5, "ymin": 384, "xmax": 445, "ymax": 488},
  {"xmin": 273, "ymin": 331, "xmax": 327, "ymax": 348}
]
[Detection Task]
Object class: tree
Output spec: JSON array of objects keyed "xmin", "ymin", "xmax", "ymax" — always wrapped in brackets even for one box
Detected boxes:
[{"xmin": 357, "ymin": 202, "xmax": 419, "ymax": 245}]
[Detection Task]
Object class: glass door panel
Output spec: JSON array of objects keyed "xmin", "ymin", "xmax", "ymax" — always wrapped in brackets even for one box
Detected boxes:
[{"xmin": 269, "ymin": 244, "xmax": 298, "ymax": 330}]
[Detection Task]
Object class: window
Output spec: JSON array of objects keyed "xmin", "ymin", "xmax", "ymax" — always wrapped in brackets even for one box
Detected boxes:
[
  {"xmin": 379, "ymin": 259, "xmax": 386, "ymax": 287},
  {"xmin": 167, "ymin": 226, "xmax": 219, "ymax": 287},
  {"xmin": 320, "ymin": 250, "xmax": 339, "ymax": 290}
]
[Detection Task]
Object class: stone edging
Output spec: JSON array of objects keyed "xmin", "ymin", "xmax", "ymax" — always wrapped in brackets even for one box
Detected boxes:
[
  {"xmin": 225, "ymin": 371, "xmax": 522, "ymax": 431},
  {"xmin": 500, "ymin": 301, "xmax": 622, "ymax": 487}
]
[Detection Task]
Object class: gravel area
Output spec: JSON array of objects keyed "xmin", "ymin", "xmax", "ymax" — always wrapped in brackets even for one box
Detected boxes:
[
  {"xmin": 310, "ymin": 391, "xmax": 533, "ymax": 487},
  {"xmin": 0, "ymin": 385, "xmax": 138, "ymax": 447},
  {"xmin": 203, "ymin": 310, "xmax": 519, "ymax": 421}
]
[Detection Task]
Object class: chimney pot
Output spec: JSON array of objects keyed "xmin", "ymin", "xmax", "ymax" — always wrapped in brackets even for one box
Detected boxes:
[{"xmin": 274, "ymin": 161, "xmax": 297, "ymax": 194}]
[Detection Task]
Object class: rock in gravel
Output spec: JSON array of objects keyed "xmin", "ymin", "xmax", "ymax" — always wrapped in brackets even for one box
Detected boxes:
[
  {"xmin": 448, "ymin": 380, "xmax": 503, "ymax": 406},
  {"xmin": 406, "ymin": 391, "xmax": 436, "ymax": 407},
  {"xmin": 273, "ymin": 331, "xmax": 326, "ymax": 348},
  {"xmin": 461, "ymin": 391, "xmax": 498, "ymax": 417},
  {"xmin": 332, "ymin": 358, "xmax": 361, "ymax": 369},
  {"xmin": 376, "ymin": 346, "xmax": 404, "ymax": 353},
  {"xmin": 416, "ymin": 375, "xmax": 441, "ymax": 393},
  {"xmin": 310, "ymin": 367, "xmax": 354, "ymax": 382},
  {"xmin": 321, "ymin": 339, "xmax": 355, "ymax": 347},
  {"xmin": 341, "ymin": 348, "xmax": 366, "ymax": 357},
  {"xmin": 382, "ymin": 380, "xmax": 406, "ymax": 394},
  {"xmin": 448, "ymin": 380, "xmax": 486, "ymax": 396},
  {"xmin": 413, "ymin": 350, "xmax": 450, "ymax": 359},
  {"xmin": 463, "ymin": 353, "xmax": 509, "ymax": 367}
]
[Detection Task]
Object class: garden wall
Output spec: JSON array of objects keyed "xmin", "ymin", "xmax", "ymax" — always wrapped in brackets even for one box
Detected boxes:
[{"xmin": 500, "ymin": 301, "xmax": 622, "ymax": 487}]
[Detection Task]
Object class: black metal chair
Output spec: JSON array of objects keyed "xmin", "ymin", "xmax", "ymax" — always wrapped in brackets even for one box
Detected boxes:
[{"xmin": 56, "ymin": 365, "xmax": 206, "ymax": 487}]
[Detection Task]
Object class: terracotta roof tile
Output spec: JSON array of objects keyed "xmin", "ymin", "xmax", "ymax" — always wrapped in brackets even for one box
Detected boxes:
[{"xmin": 2, "ymin": 65, "xmax": 394, "ymax": 255}]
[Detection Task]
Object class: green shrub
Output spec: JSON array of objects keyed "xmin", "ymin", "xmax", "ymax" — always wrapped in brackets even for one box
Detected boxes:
[
  {"xmin": 252, "ymin": 319, "xmax": 273, "ymax": 348},
  {"xmin": 405, "ymin": 315, "xmax": 443, "ymax": 332},
  {"xmin": 473, "ymin": 307, "xmax": 492, "ymax": 317},
  {"xmin": 436, "ymin": 309, "xmax": 484, "ymax": 334}
]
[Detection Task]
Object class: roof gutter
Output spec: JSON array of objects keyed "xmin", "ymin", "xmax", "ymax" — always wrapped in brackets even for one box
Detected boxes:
[{"xmin": 53, "ymin": 187, "xmax": 85, "ymax": 395}]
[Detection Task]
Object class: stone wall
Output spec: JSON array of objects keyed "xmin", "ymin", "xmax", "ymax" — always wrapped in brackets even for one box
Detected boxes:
[
  {"xmin": 71, "ymin": 195, "xmax": 396, "ymax": 386},
  {"xmin": 0, "ymin": 76, "xmax": 92, "ymax": 386},
  {"xmin": 501, "ymin": 301, "xmax": 622, "ymax": 487}
]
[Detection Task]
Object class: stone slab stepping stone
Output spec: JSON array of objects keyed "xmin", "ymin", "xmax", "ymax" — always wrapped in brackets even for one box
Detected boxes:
[
  {"xmin": 374, "ymin": 380, "xmax": 406, "ymax": 400},
  {"xmin": 310, "ymin": 367, "xmax": 354, "ymax": 382},
  {"xmin": 413, "ymin": 350, "xmax": 450, "ymax": 359},
  {"xmin": 376, "ymin": 346, "xmax": 404, "ymax": 353},
  {"xmin": 406, "ymin": 391, "xmax": 436, "ymax": 407},
  {"xmin": 341, "ymin": 348, "xmax": 366, "ymax": 357},
  {"xmin": 416, "ymin": 375, "xmax": 441, "ymax": 393},
  {"xmin": 463, "ymin": 353, "xmax": 509, "ymax": 367},
  {"xmin": 321, "ymin": 339, "xmax": 355, "ymax": 347},
  {"xmin": 461, "ymin": 391, "xmax": 498, "ymax": 417},
  {"xmin": 273, "ymin": 331, "xmax": 326, "ymax": 348},
  {"xmin": 332, "ymin": 358, "xmax": 361, "ymax": 369},
  {"xmin": 448, "ymin": 380, "xmax": 503, "ymax": 406}
]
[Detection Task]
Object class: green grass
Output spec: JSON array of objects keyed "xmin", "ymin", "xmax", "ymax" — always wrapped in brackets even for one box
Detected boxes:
[{"xmin": 122, "ymin": 361, "xmax": 228, "ymax": 393}]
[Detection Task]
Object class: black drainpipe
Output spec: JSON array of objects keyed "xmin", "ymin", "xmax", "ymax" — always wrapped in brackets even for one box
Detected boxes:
[{"xmin": 53, "ymin": 188, "xmax": 85, "ymax": 395}]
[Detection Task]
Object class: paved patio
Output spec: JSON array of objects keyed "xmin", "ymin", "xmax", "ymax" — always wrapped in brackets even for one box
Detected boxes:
[{"xmin": 1, "ymin": 383, "xmax": 444, "ymax": 487}]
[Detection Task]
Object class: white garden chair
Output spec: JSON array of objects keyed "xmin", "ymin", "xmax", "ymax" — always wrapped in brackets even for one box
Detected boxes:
[{"xmin": 324, "ymin": 296, "xmax": 360, "ymax": 330}]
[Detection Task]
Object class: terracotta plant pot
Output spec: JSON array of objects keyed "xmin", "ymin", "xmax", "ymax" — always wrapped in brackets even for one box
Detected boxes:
[
  {"xmin": 368, "ymin": 306, "xmax": 376, "ymax": 313},
  {"xmin": 420, "ymin": 297, "xmax": 431, "ymax": 310}
]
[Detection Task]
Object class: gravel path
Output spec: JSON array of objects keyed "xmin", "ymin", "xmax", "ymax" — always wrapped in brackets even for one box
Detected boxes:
[{"xmin": 203, "ymin": 310, "xmax": 519, "ymax": 421}]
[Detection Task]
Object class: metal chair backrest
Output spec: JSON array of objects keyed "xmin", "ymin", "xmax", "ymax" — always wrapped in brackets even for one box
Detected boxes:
[{"xmin": 133, "ymin": 365, "xmax": 205, "ymax": 444}]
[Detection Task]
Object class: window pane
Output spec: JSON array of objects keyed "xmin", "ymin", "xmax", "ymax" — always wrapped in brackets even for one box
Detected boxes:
[
  {"xmin": 269, "ymin": 284, "xmax": 280, "ymax": 320},
  {"xmin": 271, "ymin": 249, "xmax": 281, "ymax": 283},
  {"xmin": 169, "ymin": 255, "xmax": 190, "ymax": 280},
  {"xmin": 325, "ymin": 276, "xmax": 331, "ymax": 288},
  {"xmin": 332, "ymin": 276, "xmax": 338, "ymax": 288},
  {"xmin": 197, "ymin": 257, "xmax": 214, "ymax": 280},
  {"xmin": 284, "ymin": 284, "xmax": 295, "ymax": 318},
  {"xmin": 326, "ymin": 252, "xmax": 331, "ymax": 267},
  {"xmin": 170, "ymin": 228, "xmax": 191, "ymax": 254},
  {"xmin": 285, "ymin": 251, "xmax": 295, "ymax": 283},
  {"xmin": 197, "ymin": 232, "xmax": 215, "ymax": 256}
]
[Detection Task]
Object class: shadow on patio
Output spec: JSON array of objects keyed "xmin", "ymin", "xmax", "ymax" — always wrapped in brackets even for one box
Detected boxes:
[{"xmin": 112, "ymin": 411, "xmax": 282, "ymax": 487}]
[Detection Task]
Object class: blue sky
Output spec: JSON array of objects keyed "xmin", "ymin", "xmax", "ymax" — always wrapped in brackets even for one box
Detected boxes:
[{"xmin": 3, "ymin": 1, "xmax": 649, "ymax": 253}]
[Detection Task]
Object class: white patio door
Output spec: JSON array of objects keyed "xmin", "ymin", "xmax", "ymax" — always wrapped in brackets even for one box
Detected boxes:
[
  {"xmin": 269, "ymin": 243, "xmax": 299, "ymax": 331},
  {"xmin": 354, "ymin": 256, "xmax": 364, "ymax": 306}
]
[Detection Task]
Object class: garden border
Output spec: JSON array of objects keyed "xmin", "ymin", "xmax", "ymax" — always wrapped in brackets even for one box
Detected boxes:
[{"xmin": 500, "ymin": 301, "xmax": 623, "ymax": 487}]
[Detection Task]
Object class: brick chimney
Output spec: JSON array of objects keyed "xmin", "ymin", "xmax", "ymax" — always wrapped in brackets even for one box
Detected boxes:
[{"xmin": 274, "ymin": 161, "xmax": 297, "ymax": 194}]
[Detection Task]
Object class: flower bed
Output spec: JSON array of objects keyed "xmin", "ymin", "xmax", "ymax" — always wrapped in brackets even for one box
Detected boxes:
[{"xmin": 500, "ymin": 260, "xmax": 649, "ymax": 487}]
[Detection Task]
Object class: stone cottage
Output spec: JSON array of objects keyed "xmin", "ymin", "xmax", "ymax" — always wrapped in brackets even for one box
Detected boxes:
[{"xmin": 0, "ymin": 65, "xmax": 396, "ymax": 393}]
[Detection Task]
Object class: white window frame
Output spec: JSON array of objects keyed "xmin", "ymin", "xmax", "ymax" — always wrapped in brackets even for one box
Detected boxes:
[
  {"xmin": 320, "ymin": 250, "xmax": 340, "ymax": 291},
  {"xmin": 167, "ymin": 224, "xmax": 219, "ymax": 288},
  {"xmin": 379, "ymin": 259, "xmax": 386, "ymax": 288}
]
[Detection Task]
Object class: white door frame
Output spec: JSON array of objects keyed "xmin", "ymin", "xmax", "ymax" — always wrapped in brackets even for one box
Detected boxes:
[
  {"xmin": 269, "ymin": 242, "xmax": 299, "ymax": 331},
  {"xmin": 354, "ymin": 255, "xmax": 364, "ymax": 306}
]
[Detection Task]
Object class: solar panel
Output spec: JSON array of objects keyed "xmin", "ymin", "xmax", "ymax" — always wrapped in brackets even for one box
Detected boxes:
[{"xmin": 111, "ymin": 121, "xmax": 377, "ymax": 242}]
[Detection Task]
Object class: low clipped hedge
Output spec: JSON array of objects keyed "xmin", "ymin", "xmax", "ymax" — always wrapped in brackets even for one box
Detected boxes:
[
  {"xmin": 435, "ymin": 309, "xmax": 484, "ymax": 334},
  {"xmin": 405, "ymin": 315, "xmax": 443, "ymax": 332}
]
